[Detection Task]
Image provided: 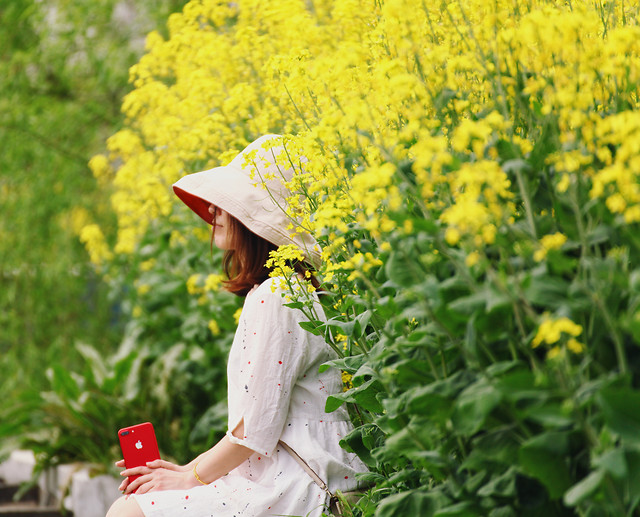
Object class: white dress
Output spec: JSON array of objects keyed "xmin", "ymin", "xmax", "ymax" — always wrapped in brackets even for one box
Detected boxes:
[{"xmin": 134, "ymin": 278, "xmax": 367, "ymax": 517}]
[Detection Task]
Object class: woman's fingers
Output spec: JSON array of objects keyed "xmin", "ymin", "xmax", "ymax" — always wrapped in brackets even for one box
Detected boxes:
[
  {"xmin": 115, "ymin": 459, "xmax": 125, "ymax": 467},
  {"xmin": 120, "ymin": 465, "xmax": 151, "ymax": 478},
  {"xmin": 124, "ymin": 473, "xmax": 153, "ymax": 495},
  {"xmin": 134, "ymin": 478, "xmax": 155, "ymax": 495},
  {"xmin": 118, "ymin": 477, "xmax": 129, "ymax": 491},
  {"xmin": 146, "ymin": 459, "xmax": 182, "ymax": 471}
]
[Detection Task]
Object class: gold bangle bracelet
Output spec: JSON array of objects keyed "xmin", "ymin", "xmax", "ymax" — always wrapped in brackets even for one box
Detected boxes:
[{"xmin": 193, "ymin": 462, "xmax": 207, "ymax": 485}]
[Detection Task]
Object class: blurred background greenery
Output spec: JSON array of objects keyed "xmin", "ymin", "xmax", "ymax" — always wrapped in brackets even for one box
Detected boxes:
[{"xmin": 0, "ymin": 0, "xmax": 191, "ymax": 468}]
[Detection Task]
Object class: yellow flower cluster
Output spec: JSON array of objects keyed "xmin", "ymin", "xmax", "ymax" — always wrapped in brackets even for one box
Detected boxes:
[
  {"xmin": 208, "ymin": 319, "xmax": 220, "ymax": 336},
  {"xmin": 341, "ymin": 371, "xmax": 354, "ymax": 391},
  {"xmin": 265, "ymin": 244, "xmax": 305, "ymax": 278},
  {"xmin": 590, "ymin": 112, "xmax": 640, "ymax": 223},
  {"xmin": 534, "ymin": 232, "xmax": 568, "ymax": 262},
  {"xmin": 532, "ymin": 315, "xmax": 585, "ymax": 359},
  {"xmin": 79, "ymin": 224, "xmax": 112, "ymax": 265},
  {"xmin": 186, "ymin": 273, "xmax": 201, "ymax": 295},
  {"xmin": 85, "ymin": 0, "xmax": 640, "ymax": 299},
  {"xmin": 187, "ymin": 272, "xmax": 225, "ymax": 295},
  {"xmin": 440, "ymin": 160, "xmax": 514, "ymax": 247}
]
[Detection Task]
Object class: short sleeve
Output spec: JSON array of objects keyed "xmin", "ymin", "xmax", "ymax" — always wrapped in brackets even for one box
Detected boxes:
[{"xmin": 226, "ymin": 281, "xmax": 309, "ymax": 457}]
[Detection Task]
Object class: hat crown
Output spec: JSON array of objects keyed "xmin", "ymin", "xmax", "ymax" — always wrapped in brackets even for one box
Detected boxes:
[
  {"xmin": 172, "ymin": 135, "xmax": 322, "ymax": 269},
  {"xmin": 231, "ymin": 134, "xmax": 294, "ymax": 205}
]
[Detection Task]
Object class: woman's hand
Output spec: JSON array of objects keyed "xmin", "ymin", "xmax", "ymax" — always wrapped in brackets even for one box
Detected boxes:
[{"xmin": 117, "ymin": 459, "xmax": 198, "ymax": 495}]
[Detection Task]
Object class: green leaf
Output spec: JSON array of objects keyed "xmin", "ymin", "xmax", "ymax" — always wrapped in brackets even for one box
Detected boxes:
[
  {"xmin": 326, "ymin": 317, "xmax": 357, "ymax": 337},
  {"xmin": 298, "ymin": 320, "xmax": 323, "ymax": 335},
  {"xmin": 326, "ymin": 379, "xmax": 384, "ymax": 413},
  {"xmin": 46, "ymin": 365, "xmax": 82, "ymax": 400},
  {"xmin": 523, "ymin": 404, "xmax": 572, "ymax": 428},
  {"xmin": 496, "ymin": 370, "xmax": 548, "ymax": 406},
  {"xmin": 386, "ymin": 251, "xmax": 417, "ymax": 287},
  {"xmin": 463, "ymin": 429, "xmax": 519, "ymax": 469},
  {"xmin": 503, "ymin": 158, "xmax": 531, "ymax": 174},
  {"xmin": 434, "ymin": 502, "xmax": 481, "ymax": 517},
  {"xmin": 75, "ymin": 343, "xmax": 107, "ymax": 387},
  {"xmin": 375, "ymin": 489, "xmax": 450, "ymax": 517},
  {"xmin": 523, "ymin": 271, "xmax": 569, "ymax": 309},
  {"xmin": 625, "ymin": 450, "xmax": 640, "ymax": 512},
  {"xmin": 355, "ymin": 471, "xmax": 386, "ymax": 485},
  {"xmin": 477, "ymin": 467, "xmax": 517, "ymax": 498},
  {"xmin": 326, "ymin": 394, "xmax": 347, "ymax": 413},
  {"xmin": 563, "ymin": 470, "xmax": 605, "ymax": 507},
  {"xmin": 340, "ymin": 424, "xmax": 380, "ymax": 468},
  {"xmin": 405, "ymin": 387, "xmax": 452, "ymax": 425},
  {"xmin": 451, "ymin": 378, "xmax": 502, "ymax": 435},
  {"xmin": 319, "ymin": 354, "xmax": 366, "ymax": 374},
  {"xmin": 518, "ymin": 432, "xmax": 572, "ymax": 499},
  {"xmin": 597, "ymin": 387, "xmax": 640, "ymax": 446},
  {"xmin": 593, "ymin": 448, "xmax": 626, "ymax": 479}
]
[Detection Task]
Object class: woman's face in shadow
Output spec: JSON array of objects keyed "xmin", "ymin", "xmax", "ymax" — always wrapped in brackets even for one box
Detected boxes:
[{"xmin": 208, "ymin": 204, "xmax": 233, "ymax": 250}]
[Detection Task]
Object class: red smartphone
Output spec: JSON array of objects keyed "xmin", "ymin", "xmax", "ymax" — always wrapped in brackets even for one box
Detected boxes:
[{"xmin": 118, "ymin": 422, "xmax": 161, "ymax": 490}]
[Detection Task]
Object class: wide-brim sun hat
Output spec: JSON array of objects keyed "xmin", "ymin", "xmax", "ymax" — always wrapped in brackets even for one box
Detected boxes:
[{"xmin": 173, "ymin": 134, "xmax": 322, "ymax": 269}]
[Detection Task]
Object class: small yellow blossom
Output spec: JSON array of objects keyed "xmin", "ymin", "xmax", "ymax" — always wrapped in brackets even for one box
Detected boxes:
[
  {"xmin": 566, "ymin": 338, "xmax": 585, "ymax": 354},
  {"xmin": 136, "ymin": 284, "xmax": 151, "ymax": 296},
  {"xmin": 445, "ymin": 227, "xmax": 461, "ymax": 246},
  {"xmin": 556, "ymin": 174, "xmax": 571, "ymax": 193},
  {"xmin": 140, "ymin": 259, "xmax": 156, "ymax": 272},
  {"xmin": 547, "ymin": 346, "xmax": 562, "ymax": 360},
  {"xmin": 532, "ymin": 315, "xmax": 583, "ymax": 348},
  {"xmin": 341, "ymin": 371, "xmax": 353, "ymax": 391},
  {"xmin": 204, "ymin": 274, "xmax": 224, "ymax": 291},
  {"xmin": 186, "ymin": 274, "xmax": 202, "ymax": 295},
  {"xmin": 465, "ymin": 251, "xmax": 480, "ymax": 267},
  {"xmin": 208, "ymin": 319, "xmax": 221, "ymax": 336},
  {"xmin": 534, "ymin": 232, "xmax": 568, "ymax": 262},
  {"xmin": 79, "ymin": 224, "xmax": 113, "ymax": 265}
]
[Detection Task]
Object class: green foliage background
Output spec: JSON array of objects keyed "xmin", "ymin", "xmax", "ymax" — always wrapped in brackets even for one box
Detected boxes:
[
  {"xmin": 0, "ymin": 0, "xmax": 189, "ymax": 467},
  {"xmin": 3, "ymin": 2, "xmax": 640, "ymax": 517}
]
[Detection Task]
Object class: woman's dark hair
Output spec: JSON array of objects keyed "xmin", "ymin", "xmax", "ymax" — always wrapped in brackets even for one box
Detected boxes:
[{"xmin": 211, "ymin": 211, "xmax": 319, "ymax": 296}]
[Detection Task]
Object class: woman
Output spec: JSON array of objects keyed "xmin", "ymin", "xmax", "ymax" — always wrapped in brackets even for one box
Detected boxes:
[{"xmin": 106, "ymin": 135, "xmax": 366, "ymax": 517}]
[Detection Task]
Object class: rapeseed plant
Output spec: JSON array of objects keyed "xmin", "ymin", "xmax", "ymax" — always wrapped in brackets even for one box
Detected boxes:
[{"xmin": 85, "ymin": 0, "xmax": 640, "ymax": 513}]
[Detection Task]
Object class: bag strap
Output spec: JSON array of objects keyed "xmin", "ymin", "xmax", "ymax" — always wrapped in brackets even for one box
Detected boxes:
[{"xmin": 278, "ymin": 440, "xmax": 333, "ymax": 497}]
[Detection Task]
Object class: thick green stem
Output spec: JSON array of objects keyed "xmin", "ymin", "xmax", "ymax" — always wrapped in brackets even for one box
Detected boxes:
[
  {"xmin": 514, "ymin": 167, "xmax": 537, "ymax": 239},
  {"xmin": 593, "ymin": 293, "xmax": 627, "ymax": 375}
]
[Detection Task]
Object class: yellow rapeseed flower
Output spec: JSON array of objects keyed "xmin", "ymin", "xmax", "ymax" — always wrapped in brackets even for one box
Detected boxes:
[
  {"xmin": 532, "ymin": 315, "xmax": 583, "ymax": 348},
  {"xmin": 208, "ymin": 319, "xmax": 221, "ymax": 336},
  {"xmin": 534, "ymin": 232, "xmax": 568, "ymax": 262},
  {"xmin": 79, "ymin": 224, "xmax": 113, "ymax": 266},
  {"xmin": 186, "ymin": 274, "xmax": 202, "ymax": 295}
]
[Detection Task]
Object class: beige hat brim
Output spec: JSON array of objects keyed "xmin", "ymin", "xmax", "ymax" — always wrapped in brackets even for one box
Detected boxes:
[{"xmin": 173, "ymin": 161, "xmax": 322, "ymax": 269}]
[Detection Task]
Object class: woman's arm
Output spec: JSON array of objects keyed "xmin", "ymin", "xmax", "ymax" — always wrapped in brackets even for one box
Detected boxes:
[
  {"xmin": 188, "ymin": 420, "xmax": 253, "ymax": 484},
  {"xmin": 121, "ymin": 420, "xmax": 253, "ymax": 494}
]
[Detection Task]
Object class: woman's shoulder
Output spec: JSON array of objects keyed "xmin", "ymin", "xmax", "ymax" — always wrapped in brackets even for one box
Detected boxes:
[
  {"xmin": 242, "ymin": 278, "xmax": 291, "ymax": 316},
  {"xmin": 244, "ymin": 277, "xmax": 316, "ymax": 321},
  {"xmin": 247, "ymin": 277, "xmax": 285, "ymax": 301}
]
